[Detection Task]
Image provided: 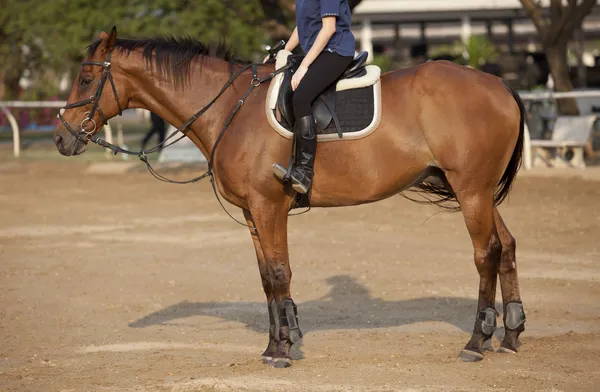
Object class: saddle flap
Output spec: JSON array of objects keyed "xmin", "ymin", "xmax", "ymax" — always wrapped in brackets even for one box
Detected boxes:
[{"xmin": 313, "ymin": 87, "xmax": 335, "ymax": 133}]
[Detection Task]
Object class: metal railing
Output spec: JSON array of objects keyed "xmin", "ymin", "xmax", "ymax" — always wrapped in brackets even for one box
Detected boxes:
[
  {"xmin": 0, "ymin": 101, "xmax": 66, "ymax": 158},
  {"xmin": 0, "ymin": 101, "xmax": 151, "ymax": 158},
  {"xmin": 3, "ymin": 91, "xmax": 600, "ymax": 168},
  {"xmin": 519, "ymin": 90, "xmax": 600, "ymax": 170}
]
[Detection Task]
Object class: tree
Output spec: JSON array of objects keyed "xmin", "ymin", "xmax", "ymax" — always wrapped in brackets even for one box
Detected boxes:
[
  {"xmin": 0, "ymin": 0, "xmax": 266, "ymax": 99},
  {"xmin": 519, "ymin": 0, "xmax": 597, "ymax": 114}
]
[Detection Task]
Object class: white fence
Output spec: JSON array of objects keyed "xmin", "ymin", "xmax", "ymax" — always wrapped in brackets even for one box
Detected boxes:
[
  {"xmin": 2, "ymin": 91, "xmax": 600, "ymax": 169},
  {"xmin": 0, "ymin": 101, "xmax": 151, "ymax": 158},
  {"xmin": 520, "ymin": 90, "xmax": 600, "ymax": 169}
]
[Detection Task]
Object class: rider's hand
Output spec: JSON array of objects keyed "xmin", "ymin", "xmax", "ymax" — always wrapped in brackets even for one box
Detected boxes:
[{"xmin": 292, "ymin": 65, "xmax": 308, "ymax": 91}]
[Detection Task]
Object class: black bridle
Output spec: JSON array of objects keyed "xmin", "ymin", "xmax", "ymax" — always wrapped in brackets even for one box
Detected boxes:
[
  {"xmin": 58, "ymin": 48, "xmax": 291, "ymax": 226},
  {"xmin": 58, "ymin": 51, "xmax": 123, "ymax": 144}
]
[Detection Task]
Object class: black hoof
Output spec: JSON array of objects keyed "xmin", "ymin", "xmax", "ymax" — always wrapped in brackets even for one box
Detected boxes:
[
  {"xmin": 272, "ymin": 357, "xmax": 292, "ymax": 368},
  {"xmin": 459, "ymin": 349, "xmax": 484, "ymax": 362}
]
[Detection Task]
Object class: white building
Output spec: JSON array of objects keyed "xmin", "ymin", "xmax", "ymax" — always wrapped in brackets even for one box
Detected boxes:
[{"xmin": 351, "ymin": 0, "xmax": 600, "ymax": 60}]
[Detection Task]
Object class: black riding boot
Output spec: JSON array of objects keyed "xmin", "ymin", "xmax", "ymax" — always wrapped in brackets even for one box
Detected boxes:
[{"xmin": 272, "ymin": 115, "xmax": 317, "ymax": 194}]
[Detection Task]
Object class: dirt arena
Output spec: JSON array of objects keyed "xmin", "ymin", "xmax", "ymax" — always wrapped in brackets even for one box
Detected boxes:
[{"xmin": 1, "ymin": 160, "xmax": 599, "ymax": 392}]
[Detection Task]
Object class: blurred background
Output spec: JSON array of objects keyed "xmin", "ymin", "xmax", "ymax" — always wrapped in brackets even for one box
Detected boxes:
[{"xmin": 1, "ymin": 0, "xmax": 600, "ymax": 166}]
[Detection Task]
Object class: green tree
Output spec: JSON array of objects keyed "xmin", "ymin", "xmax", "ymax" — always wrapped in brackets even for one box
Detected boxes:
[
  {"xmin": 0, "ymin": 0, "xmax": 266, "ymax": 99},
  {"xmin": 464, "ymin": 35, "xmax": 498, "ymax": 69}
]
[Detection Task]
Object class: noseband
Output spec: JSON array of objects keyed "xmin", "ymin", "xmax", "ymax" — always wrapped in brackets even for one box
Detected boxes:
[{"xmin": 57, "ymin": 50, "xmax": 123, "ymax": 143}]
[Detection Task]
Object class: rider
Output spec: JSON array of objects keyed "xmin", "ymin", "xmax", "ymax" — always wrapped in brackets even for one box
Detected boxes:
[{"xmin": 272, "ymin": 0, "xmax": 356, "ymax": 194}]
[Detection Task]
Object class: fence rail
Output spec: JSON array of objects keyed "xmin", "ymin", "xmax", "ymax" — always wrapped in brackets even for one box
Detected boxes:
[
  {"xmin": 519, "ymin": 90, "xmax": 600, "ymax": 170},
  {"xmin": 0, "ymin": 101, "xmax": 151, "ymax": 158},
  {"xmin": 2, "ymin": 91, "xmax": 600, "ymax": 168}
]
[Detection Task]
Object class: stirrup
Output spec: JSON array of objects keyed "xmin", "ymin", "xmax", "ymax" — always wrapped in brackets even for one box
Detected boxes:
[
  {"xmin": 272, "ymin": 163, "xmax": 290, "ymax": 184},
  {"xmin": 272, "ymin": 163, "xmax": 311, "ymax": 194}
]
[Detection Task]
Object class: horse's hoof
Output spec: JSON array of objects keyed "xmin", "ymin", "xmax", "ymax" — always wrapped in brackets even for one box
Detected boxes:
[
  {"xmin": 497, "ymin": 346, "xmax": 517, "ymax": 354},
  {"xmin": 272, "ymin": 357, "xmax": 292, "ymax": 368},
  {"xmin": 459, "ymin": 349, "xmax": 484, "ymax": 362},
  {"xmin": 261, "ymin": 355, "xmax": 273, "ymax": 364}
]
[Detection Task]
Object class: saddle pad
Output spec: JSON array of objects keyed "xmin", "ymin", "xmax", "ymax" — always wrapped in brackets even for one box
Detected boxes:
[{"xmin": 266, "ymin": 52, "xmax": 382, "ymax": 142}]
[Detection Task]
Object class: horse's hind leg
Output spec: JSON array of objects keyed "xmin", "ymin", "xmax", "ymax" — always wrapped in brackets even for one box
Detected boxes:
[
  {"xmin": 493, "ymin": 208, "xmax": 526, "ymax": 353},
  {"xmin": 245, "ymin": 201, "xmax": 302, "ymax": 368},
  {"xmin": 448, "ymin": 180, "xmax": 502, "ymax": 362}
]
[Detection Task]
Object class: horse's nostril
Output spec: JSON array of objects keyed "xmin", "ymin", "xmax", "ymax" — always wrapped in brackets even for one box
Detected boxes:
[{"xmin": 54, "ymin": 134, "xmax": 63, "ymax": 146}]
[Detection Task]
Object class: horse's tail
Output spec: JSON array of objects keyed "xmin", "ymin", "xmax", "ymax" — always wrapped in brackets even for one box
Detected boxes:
[
  {"xmin": 494, "ymin": 82, "xmax": 525, "ymax": 206},
  {"xmin": 402, "ymin": 81, "xmax": 525, "ymax": 211}
]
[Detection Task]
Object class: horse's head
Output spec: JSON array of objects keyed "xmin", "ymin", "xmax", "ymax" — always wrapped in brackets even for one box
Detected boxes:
[{"xmin": 55, "ymin": 26, "xmax": 127, "ymax": 156}]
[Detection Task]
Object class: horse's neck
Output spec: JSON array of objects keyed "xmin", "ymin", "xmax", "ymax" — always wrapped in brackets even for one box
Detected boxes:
[{"xmin": 124, "ymin": 55, "xmax": 234, "ymax": 157}]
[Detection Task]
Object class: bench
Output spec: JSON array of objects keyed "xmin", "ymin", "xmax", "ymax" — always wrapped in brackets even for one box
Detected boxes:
[{"xmin": 529, "ymin": 115, "xmax": 596, "ymax": 168}]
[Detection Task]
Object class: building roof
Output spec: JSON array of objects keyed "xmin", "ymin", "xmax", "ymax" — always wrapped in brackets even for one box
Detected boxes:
[{"xmin": 351, "ymin": 0, "xmax": 596, "ymax": 23}]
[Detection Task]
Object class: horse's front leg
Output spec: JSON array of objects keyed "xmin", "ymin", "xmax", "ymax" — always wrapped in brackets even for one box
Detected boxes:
[
  {"xmin": 244, "ymin": 203, "xmax": 302, "ymax": 368},
  {"xmin": 243, "ymin": 209, "xmax": 278, "ymax": 362}
]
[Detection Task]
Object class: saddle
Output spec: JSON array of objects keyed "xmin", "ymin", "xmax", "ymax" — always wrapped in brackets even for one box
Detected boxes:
[{"xmin": 277, "ymin": 51, "xmax": 370, "ymax": 137}]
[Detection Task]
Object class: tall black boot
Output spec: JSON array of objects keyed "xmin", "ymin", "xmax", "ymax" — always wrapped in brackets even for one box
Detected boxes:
[{"xmin": 272, "ymin": 115, "xmax": 317, "ymax": 194}]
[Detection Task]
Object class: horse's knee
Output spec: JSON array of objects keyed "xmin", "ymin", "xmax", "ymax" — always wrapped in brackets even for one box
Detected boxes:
[{"xmin": 474, "ymin": 234, "xmax": 502, "ymax": 270}]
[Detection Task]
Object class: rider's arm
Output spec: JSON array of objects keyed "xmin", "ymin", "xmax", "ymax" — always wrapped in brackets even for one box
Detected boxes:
[
  {"xmin": 285, "ymin": 27, "xmax": 299, "ymax": 52},
  {"xmin": 299, "ymin": 16, "xmax": 336, "ymax": 71}
]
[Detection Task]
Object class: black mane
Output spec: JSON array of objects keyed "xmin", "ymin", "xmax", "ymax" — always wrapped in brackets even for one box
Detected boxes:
[{"xmin": 87, "ymin": 36, "xmax": 240, "ymax": 87}]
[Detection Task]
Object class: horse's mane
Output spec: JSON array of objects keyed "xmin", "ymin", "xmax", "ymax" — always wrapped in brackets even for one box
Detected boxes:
[{"xmin": 87, "ymin": 36, "xmax": 241, "ymax": 87}]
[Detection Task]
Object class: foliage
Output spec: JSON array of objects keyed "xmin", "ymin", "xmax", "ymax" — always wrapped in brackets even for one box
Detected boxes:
[
  {"xmin": 0, "ymin": 0, "xmax": 266, "ymax": 98},
  {"xmin": 428, "ymin": 42, "xmax": 463, "ymax": 59},
  {"xmin": 370, "ymin": 54, "xmax": 393, "ymax": 73},
  {"xmin": 428, "ymin": 36, "xmax": 497, "ymax": 68},
  {"xmin": 464, "ymin": 35, "xmax": 498, "ymax": 68}
]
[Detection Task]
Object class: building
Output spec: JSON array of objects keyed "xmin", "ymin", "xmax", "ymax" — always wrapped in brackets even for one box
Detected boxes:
[{"xmin": 351, "ymin": 0, "xmax": 600, "ymax": 61}]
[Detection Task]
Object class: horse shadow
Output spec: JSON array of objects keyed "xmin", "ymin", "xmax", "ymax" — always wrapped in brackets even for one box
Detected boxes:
[{"xmin": 129, "ymin": 275, "xmax": 487, "ymax": 337}]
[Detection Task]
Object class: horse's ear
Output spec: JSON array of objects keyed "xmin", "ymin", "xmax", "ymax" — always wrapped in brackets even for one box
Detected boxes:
[
  {"xmin": 106, "ymin": 26, "xmax": 117, "ymax": 52},
  {"xmin": 98, "ymin": 31, "xmax": 108, "ymax": 39}
]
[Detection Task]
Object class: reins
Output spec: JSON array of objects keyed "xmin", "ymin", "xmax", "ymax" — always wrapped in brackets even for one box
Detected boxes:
[{"xmin": 59, "ymin": 50, "xmax": 291, "ymax": 227}]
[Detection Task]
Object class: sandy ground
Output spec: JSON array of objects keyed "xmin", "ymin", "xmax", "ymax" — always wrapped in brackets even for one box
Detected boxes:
[{"xmin": 0, "ymin": 160, "xmax": 599, "ymax": 392}]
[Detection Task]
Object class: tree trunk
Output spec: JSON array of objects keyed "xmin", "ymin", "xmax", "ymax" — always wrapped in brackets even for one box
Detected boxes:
[
  {"xmin": 545, "ymin": 40, "xmax": 579, "ymax": 115},
  {"xmin": 573, "ymin": 28, "xmax": 587, "ymax": 88}
]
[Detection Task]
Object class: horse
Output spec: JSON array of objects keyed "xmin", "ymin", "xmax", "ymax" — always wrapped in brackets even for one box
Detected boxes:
[{"xmin": 54, "ymin": 27, "xmax": 526, "ymax": 368}]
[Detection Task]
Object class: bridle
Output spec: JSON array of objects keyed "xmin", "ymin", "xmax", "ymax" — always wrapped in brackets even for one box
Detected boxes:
[
  {"xmin": 56, "ymin": 44, "xmax": 294, "ymax": 226},
  {"xmin": 57, "ymin": 50, "xmax": 123, "ymax": 144}
]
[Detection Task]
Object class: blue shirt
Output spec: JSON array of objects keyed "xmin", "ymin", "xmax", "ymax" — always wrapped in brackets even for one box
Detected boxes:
[{"xmin": 296, "ymin": 0, "xmax": 356, "ymax": 57}]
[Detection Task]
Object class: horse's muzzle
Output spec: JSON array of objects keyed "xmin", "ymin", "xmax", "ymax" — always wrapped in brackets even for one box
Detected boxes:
[{"xmin": 54, "ymin": 132, "xmax": 86, "ymax": 156}]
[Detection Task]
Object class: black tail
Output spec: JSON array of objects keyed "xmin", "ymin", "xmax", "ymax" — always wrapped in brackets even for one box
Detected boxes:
[
  {"xmin": 494, "ymin": 82, "xmax": 525, "ymax": 206},
  {"xmin": 402, "ymin": 81, "xmax": 525, "ymax": 211}
]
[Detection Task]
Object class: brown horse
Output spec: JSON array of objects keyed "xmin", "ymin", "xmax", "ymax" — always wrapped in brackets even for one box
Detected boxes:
[{"xmin": 54, "ymin": 27, "xmax": 526, "ymax": 367}]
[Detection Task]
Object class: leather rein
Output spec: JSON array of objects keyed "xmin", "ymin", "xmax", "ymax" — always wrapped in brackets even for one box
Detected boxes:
[{"xmin": 58, "ymin": 48, "xmax": 290, "ymax": 226}]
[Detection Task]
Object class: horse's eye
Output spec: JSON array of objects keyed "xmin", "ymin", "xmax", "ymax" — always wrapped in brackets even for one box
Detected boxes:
[{"xmin": 80, "ymin": 78, "xmax": 92, "ymax": 88}]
